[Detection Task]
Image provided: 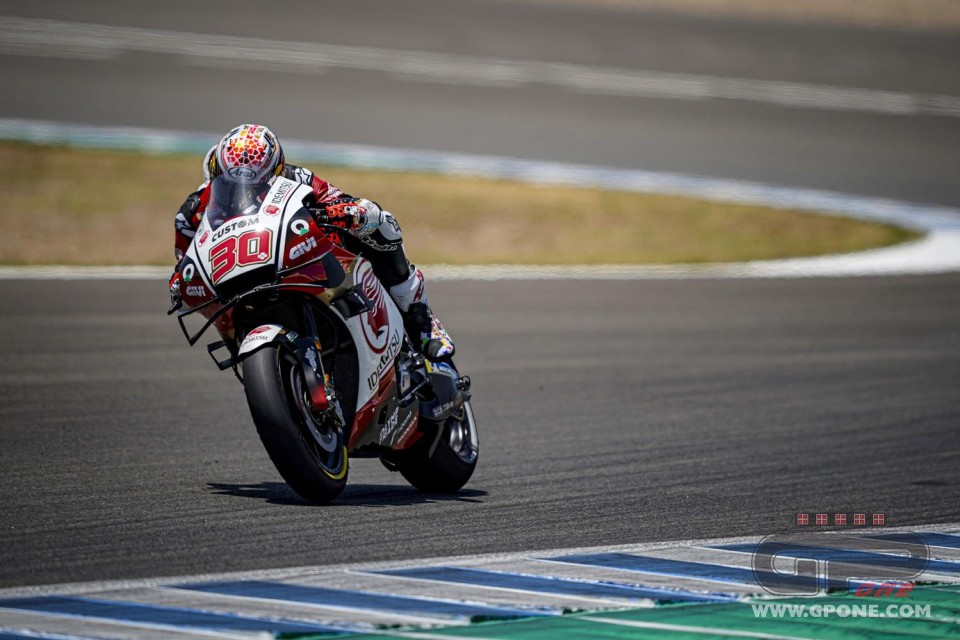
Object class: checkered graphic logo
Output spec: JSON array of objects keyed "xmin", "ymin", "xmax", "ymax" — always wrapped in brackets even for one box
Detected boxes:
[{"xmin": 795, "ymin": 512, "xmax": 885, "ymax": 527}]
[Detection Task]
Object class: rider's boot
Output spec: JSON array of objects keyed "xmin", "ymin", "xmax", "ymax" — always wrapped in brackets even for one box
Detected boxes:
[
  {"xmin": 388, "ymin": 266, "xmax": 456, "ymax": 362},
  {"xmin": 404, "ymin": 301, "xmax": 455, "ymax": 362}
]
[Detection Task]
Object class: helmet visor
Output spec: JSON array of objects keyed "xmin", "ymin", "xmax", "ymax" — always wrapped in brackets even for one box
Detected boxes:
[{"xmin": 205, "ymin": 174, "xmax": 272, "ymax": 231}]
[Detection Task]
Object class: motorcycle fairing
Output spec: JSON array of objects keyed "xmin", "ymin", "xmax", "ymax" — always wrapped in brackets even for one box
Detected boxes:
[
  {"xmin": 331, "ymin": 257, "xmax": 407, "ymax": 413},
  {"xmin": 352, "ymin": 389, "xmax": 419, "ymax": 454},
  {"xmin": 421, "ymin": 360, "xmax": 467, "ymax": 422},
  {"xmin": 175, "ymin": 176, "xmax": 433, "ymax": 455},
  {"xmin": 178, "ymin": 235, "xmax": 216, "ymax": 309},
  {"xmin": 178, "ymin": 178, "xmax": 335, "ymax": 334},
  {"xmin": 204, "ymin": 177, "xmax": 307, "ymax": 287}
]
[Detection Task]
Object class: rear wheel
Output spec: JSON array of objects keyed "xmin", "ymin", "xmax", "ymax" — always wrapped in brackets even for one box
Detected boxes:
[
  {"xmin": 400, "ymin": 401, "xmax": 479, "ymax": 493},
  {"xmin": 243, "ymin": 344, "xmax": 347, "ymax": 503}
]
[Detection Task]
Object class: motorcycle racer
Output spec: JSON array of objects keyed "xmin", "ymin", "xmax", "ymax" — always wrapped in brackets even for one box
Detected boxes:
[{"xmin": 169, "ymin": 124, "xmax": 454, "ymax": 361}]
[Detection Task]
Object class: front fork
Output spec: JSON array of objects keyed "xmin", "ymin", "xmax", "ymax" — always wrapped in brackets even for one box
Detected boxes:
[
  {"xmin": 291, "ymin": 306, "xmax": 345, "ymax": 424},
  {"xmin": 231, "ymin": 314, "xmax": 342, "ymax": 423},
  {"xmin": 290, "ymin": 335, "xmax": 332, "ymax": 412}
]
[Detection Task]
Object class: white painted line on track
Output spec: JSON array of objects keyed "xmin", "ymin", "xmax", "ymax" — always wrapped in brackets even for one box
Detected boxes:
[
  {"xmin": 467, "ymin": 558, "xmax": 761, "ymax": 597},
  {"xmin": 1, "ymin": 18, "xmax": 958, "ymax": 118},
  {"xmin": 0, "ymin": 266, "xmax": 171, "ymax": 280},
  {"xmin": 0, "ymin": 608, "xmax": 265, "ymax": 640},
  {"xmin": 1, "ymin": 118, "xmax": 959, "ymax": 280},
  {"xmin": 346, "ymin": 570, "xmax": 649, "ymax": 609},
  {"xmin": 0, "ymin": 624, "xmax": 103, "ymax": 640},
  {"xmin": 3, "ymin": 239, "xmax": 960, "ymax": 282},
  {"xmin": 0, "ymin": 608, "xmax": 262, "ymax": 640}
]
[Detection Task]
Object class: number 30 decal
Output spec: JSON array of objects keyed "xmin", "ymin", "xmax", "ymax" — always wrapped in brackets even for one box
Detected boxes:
[{"xmin": 210, "ymin": 229, "xmax": 273, "ymax": 283}]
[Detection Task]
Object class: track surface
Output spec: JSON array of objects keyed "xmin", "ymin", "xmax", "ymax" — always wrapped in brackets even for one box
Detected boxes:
[
  {"xmin": 1, "ymin": 0, "xmax": 959, "ymax": 590},
  {"xmin": 1, "ymin": 0, "xmax": 959, "ymax": 206},
  {"xmin": 1, "ymin": 276, "xmax": 958, "ymax": 588}
]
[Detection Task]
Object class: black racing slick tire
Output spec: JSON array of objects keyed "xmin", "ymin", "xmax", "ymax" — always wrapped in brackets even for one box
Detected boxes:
[
  {"xmin": 400, "ymin": 402, "xmax": 479, "ymax": 493},
  {"xmin": 243, "ymin": 344, "xmax": 348, "ymax": 504}
]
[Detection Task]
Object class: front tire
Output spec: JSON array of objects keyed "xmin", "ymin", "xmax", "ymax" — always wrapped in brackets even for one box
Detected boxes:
[
  {"xmin": 243, "ymin": 345, "xmax": 347, "ymax": 504},
  {"xmin": 401, "ymin": 401, "xmax": 479, "ymax": 493}
]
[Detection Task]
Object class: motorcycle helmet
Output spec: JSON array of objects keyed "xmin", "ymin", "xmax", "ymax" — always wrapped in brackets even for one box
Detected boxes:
[
  {"xmin": 207, "ymin": 124, "xmax": 285, "ymax": 183},
  {"xmin": 203, "ymin": 125, "xmax": 285, "ymax": 228}
]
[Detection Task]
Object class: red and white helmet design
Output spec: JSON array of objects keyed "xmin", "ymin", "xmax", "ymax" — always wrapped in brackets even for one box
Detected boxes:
[{"xmin": 209, "ymin": 124, "xmax": 285, "ymax": 182}]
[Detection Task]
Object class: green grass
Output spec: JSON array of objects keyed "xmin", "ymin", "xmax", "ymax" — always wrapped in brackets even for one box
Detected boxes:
[{"xmin": 0, "ymin": 142, "xmax": 918, "ymax": 265}]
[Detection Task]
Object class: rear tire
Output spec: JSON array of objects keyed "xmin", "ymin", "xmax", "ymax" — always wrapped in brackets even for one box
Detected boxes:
[
  {"xmin": 400, "ymin": 401, "xmax": 478, "ymax": 493},
  {"xmin": 243, "ymin": 345, "xmax": 348, "ymax": 504}
]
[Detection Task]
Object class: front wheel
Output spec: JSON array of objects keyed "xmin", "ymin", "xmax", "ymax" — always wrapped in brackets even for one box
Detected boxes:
[
  {"xmin": 243, "ymin": 344, "xmax": 348, "ymax": 504},
  {"xmin": 401, "ymin": 401, "xmax": 479, "ymax": 493}
]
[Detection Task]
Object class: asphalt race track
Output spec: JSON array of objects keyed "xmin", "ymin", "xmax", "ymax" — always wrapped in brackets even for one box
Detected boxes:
[
  {"xmin": 1, "ymin": 276, "xmax": 958, "ymax": 588},
  {"xmin": 1, "ymin": 0, "xmax": 959, "ymax": 592}
]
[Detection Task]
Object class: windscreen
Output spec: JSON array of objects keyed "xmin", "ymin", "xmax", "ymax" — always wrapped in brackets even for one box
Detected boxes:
[{"xmin": 204, "ymin": 174, "xmax": 273, "ymax": 231}]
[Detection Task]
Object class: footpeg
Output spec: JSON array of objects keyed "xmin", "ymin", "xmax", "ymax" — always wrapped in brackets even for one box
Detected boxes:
[{"xmin": 456, "ymin": 375, "xmax": 472, "ymax": 400}]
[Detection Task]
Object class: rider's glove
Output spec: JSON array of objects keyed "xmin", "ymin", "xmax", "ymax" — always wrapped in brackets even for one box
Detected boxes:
[{"xmin": 321, "ymin": 198, "xmax": 366, "ymax": 231}]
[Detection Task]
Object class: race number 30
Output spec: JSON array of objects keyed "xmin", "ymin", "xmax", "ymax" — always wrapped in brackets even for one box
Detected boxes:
[{"xmin": 210, "ymin": 229, "xmax": 272, "ymax": 283}]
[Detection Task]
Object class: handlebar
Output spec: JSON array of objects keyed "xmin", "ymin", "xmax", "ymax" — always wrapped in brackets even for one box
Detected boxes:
[
  {"xmin": 307, "ymin": 209, "xmax": 353, "ymax": 239},
  {"xmin": 307, "ymin": 206, "xmax": 340, "ymax": 228}
]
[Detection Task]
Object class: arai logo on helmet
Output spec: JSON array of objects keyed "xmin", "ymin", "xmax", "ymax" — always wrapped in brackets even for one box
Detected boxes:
[
  {"xmin": 264, "ymin": 205, "xmax": 280, "ymax": 216},
  {"xmin": 227, "ymin": 166, "xmax": 258, "ymax": 180}
]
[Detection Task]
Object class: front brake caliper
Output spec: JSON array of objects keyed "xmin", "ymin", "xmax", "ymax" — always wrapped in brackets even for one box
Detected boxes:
[{"xmin": 291, "ymin": 337, "xmax": 329, "ymax": 411}]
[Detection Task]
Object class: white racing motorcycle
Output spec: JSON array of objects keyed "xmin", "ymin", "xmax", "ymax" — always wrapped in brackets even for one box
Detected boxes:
[{"xmin": 169, "ymin": 175, "xmax": 478, "ymax": 503}]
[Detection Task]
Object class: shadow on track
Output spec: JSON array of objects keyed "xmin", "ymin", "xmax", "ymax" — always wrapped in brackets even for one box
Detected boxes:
[{"xmin": 208, "ymin": 482, "xmax": 487, "ymax": 507}]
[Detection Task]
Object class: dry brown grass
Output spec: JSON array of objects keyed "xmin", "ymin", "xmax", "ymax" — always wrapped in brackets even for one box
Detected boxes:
[{"xmin": 0, "ymin": 143, "xmax": 916, "ymax": 266}]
